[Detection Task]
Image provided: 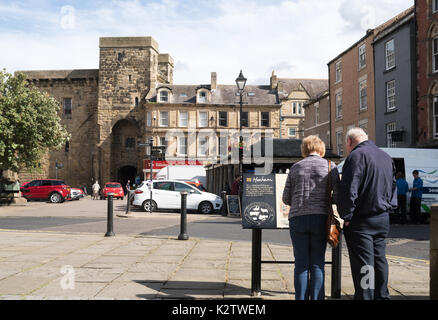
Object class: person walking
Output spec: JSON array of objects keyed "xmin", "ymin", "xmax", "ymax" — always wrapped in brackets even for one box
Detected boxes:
[
  {"xmin": 282, "ymin": 135, "xmax": 340, "ymax": 300},
  {"xmin": 409, "ymin": 170, "xmax": 423, "ymax": 224},
  {"xmin": 396, "ymin": 172, "xmax": 409, "ymax": 224},
  {"xmin": 92, "ymin": 180, "xmax": 100, "ymax": 200},
  {"xmin": 338, "ymin": 128, "xmax": 397, "ymax": 300}
]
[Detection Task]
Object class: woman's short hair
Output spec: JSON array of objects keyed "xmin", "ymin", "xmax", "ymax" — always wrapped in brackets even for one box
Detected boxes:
[{"xmin": 301, "ymin": 135, "xmax": 326, "ymax": 158}]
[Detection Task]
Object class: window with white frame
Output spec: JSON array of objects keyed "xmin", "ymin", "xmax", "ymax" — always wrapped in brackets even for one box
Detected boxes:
[
  {"xmin": 386, "ymin": 122, "xmax": 397, "ymax": 148},
  {"xmin": 335, "ymin": 92, "xmax": 343, "ymax": 119},
  {"xmin": 261, "ymin": 112, "xmax": 270, "ymax": 127},
  {"xmin": 359, "ymin": 80, "xmax": 367, "ymax": 111},
  {"xmin": 433, "ymin": 38, "xmax": 438, "ymax": 73},
  {"xmin": 434, "ymin": 0, "xmax": 438, "ymax": 13},
  {"xmin": 335, "ymin": 60, "xmax": 342, "ymax": 83},
  {"xmin": 179, "ymin": 111, "xmax": 188, "ymax": 127},
  {"xmin": 434, "ymin": 96, "xmax": 438, "ymax": 138},
  {"xmin": 288, "ymin": 127, "xmax": 297, "ymax": 137},
  {"xmin": 359, "ymin": 44, "xmax": 366, "ymax": 69},
  {"xmin": 292, "ymin": 102, "xmax": 297, "ymax": 115},
  {"xmin": 178, "ymin": 136, "xmax": 188, "ymax": 155},
  {"xmin": 199, "ymin": 111, "xmax": 208, "ymax": 128},
  {"xmin": 385, "ymin": 39, "xmax": 395, "ymax": 70},
  {"xmin": 219, "ymin": 112, "xmax": 228, "ymax": 127},
  {"xmin": 336, "ymin": 130, "xmax": 343, "ymax": 157},
  {"xmin": 298, "ymin": 102, "xmax": 303, "ymax": 115},
  {"xmin": 159, "ymin": 90, "xmax": 169, "ymax": 103},
  {"xmin": 198, "ymin": 137, "xmax": 209, "ymax": 156},
  {"xmin": 160, "ymin": 111, "xmax": 169, "ymax": 127},
  {"xmin": 386, "ymin": 80, "xmax": 396, "ymax": 111},
  {"xmin": 198, "ymin": 91, "xmax": 208, "ymax": 103},
  {"xmin": 146, "ymin": 112, "xmax": 152, "ymax": 127}
]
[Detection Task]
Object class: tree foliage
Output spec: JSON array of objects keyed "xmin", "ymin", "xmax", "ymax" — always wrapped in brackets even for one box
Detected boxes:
[{"xmin": 0, "ymin": 70, "xmax": 69, "ymax": 173}]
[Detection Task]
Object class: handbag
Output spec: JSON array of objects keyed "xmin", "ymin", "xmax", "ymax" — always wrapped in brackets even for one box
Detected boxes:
[{"xmin": 326, "ymin": 160, "xmax": 341, "ymax": 248}]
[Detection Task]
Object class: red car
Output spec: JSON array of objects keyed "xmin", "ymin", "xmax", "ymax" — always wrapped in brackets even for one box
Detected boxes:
[
  {"xmin": 100, "ymin": 182, "xmax": 125, "ymax": 200},
  {"xmin": 20, "ymin": 179, "xmax": 71, "ymax": 203}
]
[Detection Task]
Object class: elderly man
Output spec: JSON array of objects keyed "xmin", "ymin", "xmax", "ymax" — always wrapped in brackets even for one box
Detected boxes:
[{"xmin": 338, "ymin": 128, "xmax": 397, "ymax": 300}]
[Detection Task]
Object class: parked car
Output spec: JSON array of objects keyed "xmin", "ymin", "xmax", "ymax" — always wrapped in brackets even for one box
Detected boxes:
[
  {"xmin": 20, "ymin": 179, "xmax": 71, "ymax": 203},
  {"xmin": 70, "ymin": 188, "xmax": 84, "ymax": 200},
  {"xmin": 100, "ymin": 182, "xmax": 124, "ymax": 200},
  {"xmin": 132, "ymin": 180, "xmax": 222, "ymax": 214}
]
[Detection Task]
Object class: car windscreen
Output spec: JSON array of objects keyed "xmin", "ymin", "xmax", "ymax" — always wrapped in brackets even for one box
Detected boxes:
[{"xmin": 106, "ymin": 184, "xmax": 121, "ymax": 188}]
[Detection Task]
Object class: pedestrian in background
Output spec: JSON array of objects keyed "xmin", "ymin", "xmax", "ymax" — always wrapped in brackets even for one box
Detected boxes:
[
  {"xmin": 230, "ymin": 174, "xmax": 241, "ymax": 196},
  {"xmin": 92, "ymin": 180, "xmax": 100, "ymax": 200},
  {"xmin": 396, "ymin": 172, "xmax": 408, "ymax": 224},
  {"xmin": 409, "ymin": 170, "xmax": 423, "ymax": 224},
  {"xmin": 338, "ymin": 128, "xmax": 397, "ymax": 300},
  {"xmin": 282, "ymin": 135, "xmax": 340, "ymax": 300}
]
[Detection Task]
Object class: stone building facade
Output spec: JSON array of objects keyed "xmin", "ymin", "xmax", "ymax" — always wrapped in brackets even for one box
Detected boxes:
[
  {"xmin": 416, "ymin": 0, "xmax": 438, "ymax": 147},
  {"xmin": 18, "ymin": 37, "xmax": 281, "ymax": 189},
  {"xmin": 270, "ymin": 72, "xmax": 328, "ymax": 140}
]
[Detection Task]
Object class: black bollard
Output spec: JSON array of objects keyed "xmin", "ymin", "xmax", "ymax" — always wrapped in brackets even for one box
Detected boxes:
[
  {"xmin": 331, "ymin": 231, "xmax": 342, "ymax": 298},
  {"xmin": 125, "ymin": 190, "xmax": 131, "ymax": 214},
  {"xmin": 105, "ymin": 194, "xmax": 115, "ymax": 237},
  {"xmin": 221, "ymin": 191, "xmax": 227, "ymax": 216},
  {"xmin": 178, "ymin": 192, "xmax": 189, "ymax": 240}
]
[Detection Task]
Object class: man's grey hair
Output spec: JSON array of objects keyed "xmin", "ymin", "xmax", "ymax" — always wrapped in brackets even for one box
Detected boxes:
[{"xmin": 345, "ymin": 127, "xmax": 368, "ymax": 143}]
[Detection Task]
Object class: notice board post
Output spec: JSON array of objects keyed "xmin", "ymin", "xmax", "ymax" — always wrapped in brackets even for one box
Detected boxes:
[{"xmin": 242, "ymin": 173, "xmax": 342, "ymax": 299}]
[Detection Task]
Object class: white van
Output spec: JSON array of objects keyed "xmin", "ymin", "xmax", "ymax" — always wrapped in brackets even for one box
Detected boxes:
[
  {"xmin": 155, "ymin": 165, "xmax": 207, "ymax": 187},
  {"xmin": 337, "ymin": 148, "xmax": 438, "ymax": 216}
]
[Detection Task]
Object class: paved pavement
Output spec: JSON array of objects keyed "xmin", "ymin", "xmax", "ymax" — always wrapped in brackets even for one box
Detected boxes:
[{"xmin": 0, "ymin": 198, "xmax": 430, "ymax": 300}]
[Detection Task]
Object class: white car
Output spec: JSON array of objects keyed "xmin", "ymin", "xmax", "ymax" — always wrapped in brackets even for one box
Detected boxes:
[{"xmin": 132, "ymin": 180, "xmax": 223, "ymax": 214}]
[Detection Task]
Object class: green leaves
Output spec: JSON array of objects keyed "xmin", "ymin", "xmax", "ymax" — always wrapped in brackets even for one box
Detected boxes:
[{"xmin": 0, "ymin": 70, "xmax": 69, "ymax": 172}]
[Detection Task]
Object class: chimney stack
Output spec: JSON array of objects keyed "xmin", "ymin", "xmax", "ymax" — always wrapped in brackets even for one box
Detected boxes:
[
  {"xmin": 211, "ymin": 72, "xmax": 217, "ymax": 90},
  {"xmin": 270, "ymin": 71, "xmax": 278, "ymax": 90}
]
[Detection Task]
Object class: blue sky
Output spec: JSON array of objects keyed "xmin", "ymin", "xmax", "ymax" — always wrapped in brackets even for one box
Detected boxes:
[{"xmin": 0, "ymin": 0, "xmax": 414, "ymax": 85}]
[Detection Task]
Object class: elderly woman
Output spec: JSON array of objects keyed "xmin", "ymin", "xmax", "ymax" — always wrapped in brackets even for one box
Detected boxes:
[{"xmin": 282, "ymin": 135, "xmax": 340, "ymax": 300}]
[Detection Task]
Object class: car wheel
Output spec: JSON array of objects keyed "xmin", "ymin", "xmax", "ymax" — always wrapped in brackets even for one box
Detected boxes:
[
  {"xmin": 49, "ymin": 192, "xmax": 62, "ymax": 204},
  {"xmin": 142, "ymin": 200, "xmax": 156, "ymax": 212},
  {"xmin": 198, "ymin": 201, "xmax": 213, "ymax": 214}
]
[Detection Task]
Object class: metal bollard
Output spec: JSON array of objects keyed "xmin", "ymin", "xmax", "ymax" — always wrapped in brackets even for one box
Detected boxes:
[
  {"xmin": 105, "ymin": 193, "xmax": 115, "ymax": 237},
  {"xmin": 178, "ymin": 192, "xmax": 189, "ymax": 240},
  {"xmin": 125, "ymin": 190, "xmax": 132, "ymax": 214},
  {"xmin": 331, "ymin": 231, "xmax": 342, "ymax": 298},
  {"xmin": 221, "ymin": 191, "xmax": 227, "ymax": 216}
]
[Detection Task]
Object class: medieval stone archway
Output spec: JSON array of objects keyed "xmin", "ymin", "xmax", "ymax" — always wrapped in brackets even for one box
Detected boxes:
[{"xmin": 110, "ymin": 119, "xmax": 140, "ymax": 184}]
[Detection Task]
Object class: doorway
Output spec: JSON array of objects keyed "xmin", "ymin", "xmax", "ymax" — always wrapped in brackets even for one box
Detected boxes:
[{"xmin": 118, "ymin": 166, "xmax": 137, "ymax": 192}]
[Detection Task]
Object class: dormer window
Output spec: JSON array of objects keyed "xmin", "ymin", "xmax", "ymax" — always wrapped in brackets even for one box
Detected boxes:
[
  {"xmin": 197, "ymin": 89, "xmax": 210, "ymax": 103},
  {"xmin": 158, "ymin": 88, "xmax": 171, "ymax": 103}
]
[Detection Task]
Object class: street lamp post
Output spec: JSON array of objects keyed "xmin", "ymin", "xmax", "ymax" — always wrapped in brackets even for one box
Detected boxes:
[{"xmin": 235, "ymin": 70, "xmax": 247, "ymax": 201}]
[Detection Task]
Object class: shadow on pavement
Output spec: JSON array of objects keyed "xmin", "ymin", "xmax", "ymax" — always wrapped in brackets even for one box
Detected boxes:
[{"xmin": 135, "ymin": 280, "xmax": 286, "ymax": 299}]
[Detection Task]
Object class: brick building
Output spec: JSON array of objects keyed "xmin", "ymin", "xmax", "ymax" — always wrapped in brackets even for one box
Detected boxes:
[
  {"xmin": 302, "ymin": 90, "xmax": 331, "ymax": 147},
  {"xmin": 18, "ymin": 37, "xmax": 281, "ymax": 189},
  {"xmin": 328, "ymin": 7, "xmax": 415, "ymax": 157},
  {"xmin": 416, "ymin": 0, "xmax": 438, "ymax": 147}
]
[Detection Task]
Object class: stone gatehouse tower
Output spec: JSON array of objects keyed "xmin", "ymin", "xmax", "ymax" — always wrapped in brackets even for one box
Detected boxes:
[
  {"xmin": 18, "ymin": 36, "xmax": 282, "ymax": 190},
  {"xmin": 19, "ymin": 37, "xmax": 174, "ymax": 189}
]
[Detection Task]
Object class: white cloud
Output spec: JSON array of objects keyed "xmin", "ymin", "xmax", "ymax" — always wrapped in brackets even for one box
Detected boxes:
[{"xmin": 0, "ymin": 0, "xmax": 414, "ymax": 85}]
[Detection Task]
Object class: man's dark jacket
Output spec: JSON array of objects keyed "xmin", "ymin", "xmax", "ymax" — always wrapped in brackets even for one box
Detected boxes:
[{"xmin": 338, "ymin": 140, "xmax": 397, "ymax": 222}]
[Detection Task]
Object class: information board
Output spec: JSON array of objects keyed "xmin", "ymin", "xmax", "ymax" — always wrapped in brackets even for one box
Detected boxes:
[
  {"xmin": 226, "ymin": 195, "xmax": 241, "ymax": 217},
  {"xmin": 242, "ymin": 173, "xmax": 290, "ymax": 229}
]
